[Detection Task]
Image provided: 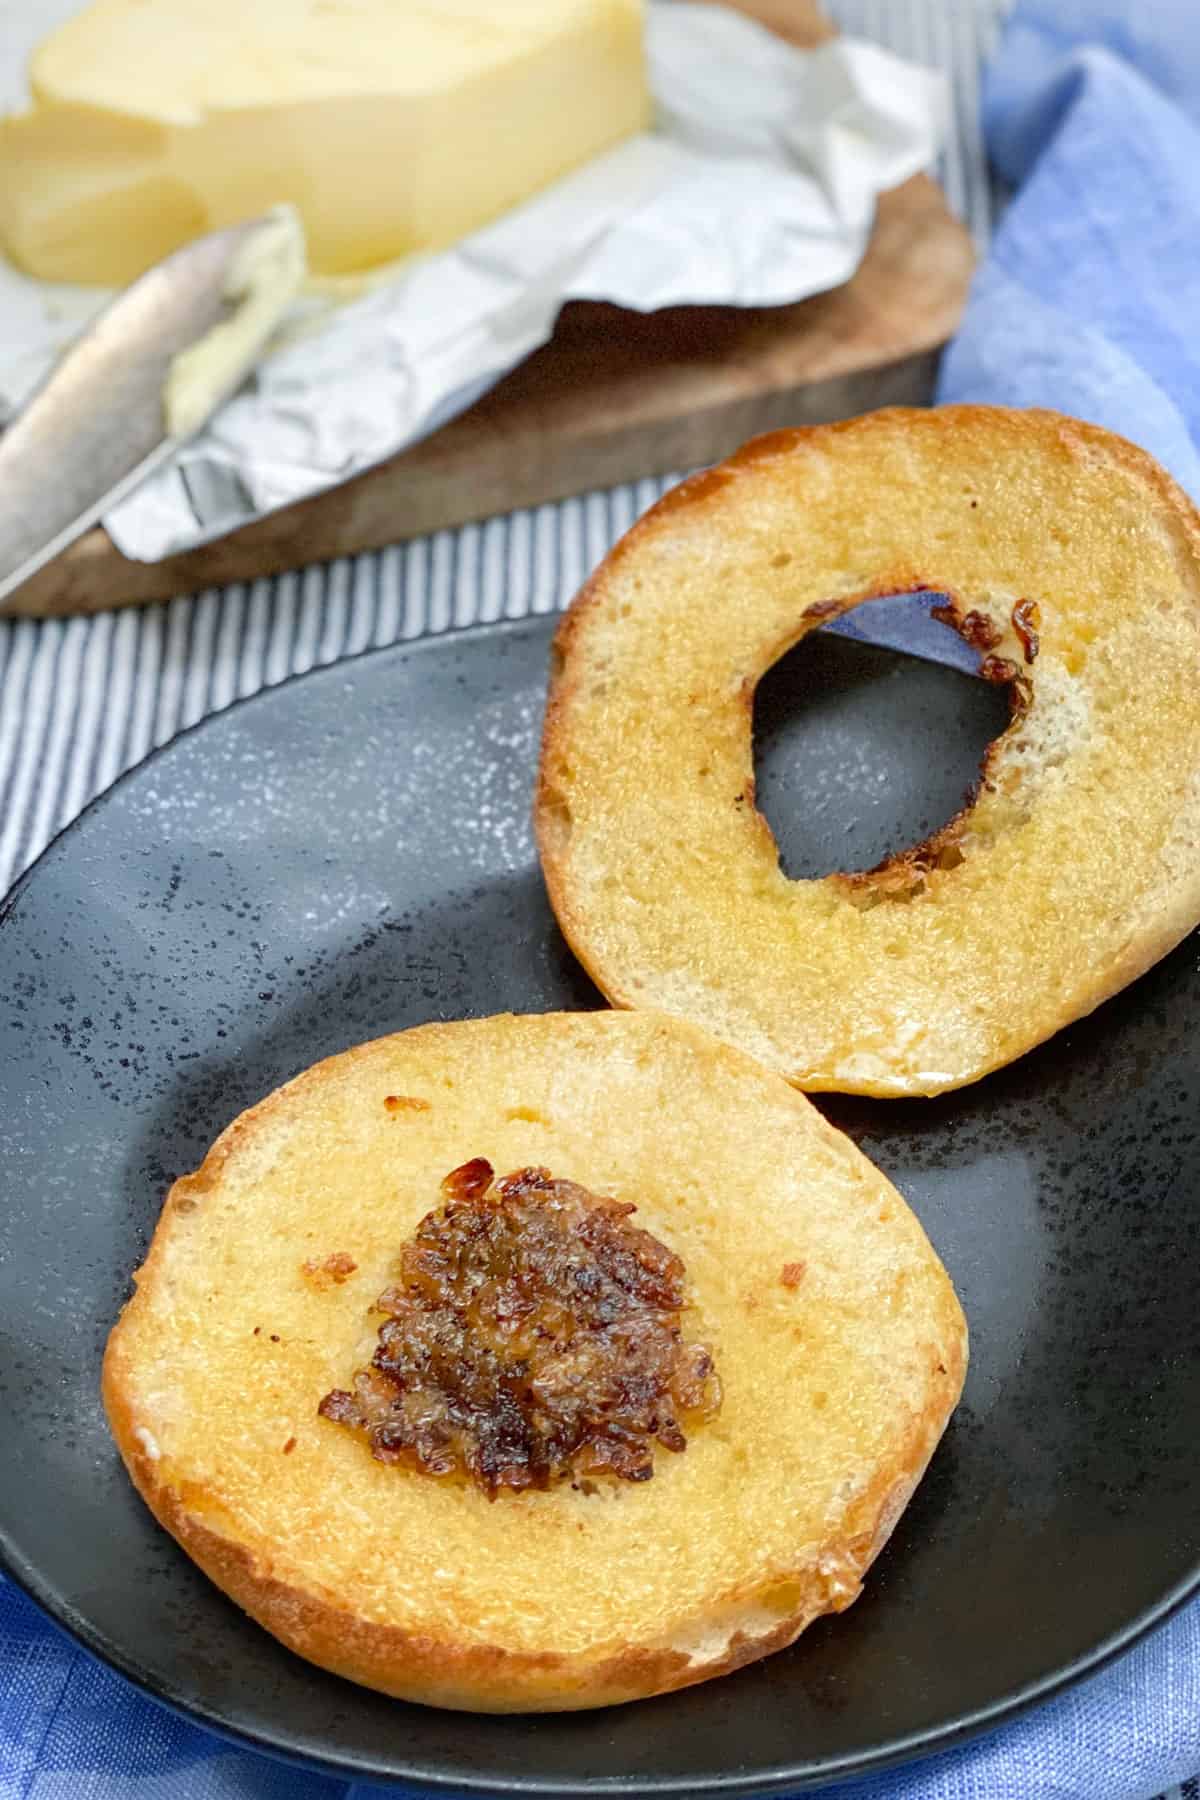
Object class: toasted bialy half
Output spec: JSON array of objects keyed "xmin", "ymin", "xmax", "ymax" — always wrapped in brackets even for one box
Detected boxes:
[
  {"xmin": 103, "ymin": 1011, "xmax": 965, "ymax": 1713},
  {"xmin": 535, "ymin": 407, "xmax": 1200, "ymax": 1096}
]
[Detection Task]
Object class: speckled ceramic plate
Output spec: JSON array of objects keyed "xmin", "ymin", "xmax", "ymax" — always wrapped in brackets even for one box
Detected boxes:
[{"xmin": 1, "ymin": 617, "xmax": 1198, "ymax": 1796}]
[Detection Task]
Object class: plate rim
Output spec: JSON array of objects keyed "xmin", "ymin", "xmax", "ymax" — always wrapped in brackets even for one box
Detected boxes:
[{"xmin": 2, "ymin": 613, "xmax": 1197, "ymax": 1795}]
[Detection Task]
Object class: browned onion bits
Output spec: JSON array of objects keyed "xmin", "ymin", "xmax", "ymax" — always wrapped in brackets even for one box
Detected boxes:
[{"xmin": 319, "ymin": 1160, "xmax": 721, "ymax": 1496}]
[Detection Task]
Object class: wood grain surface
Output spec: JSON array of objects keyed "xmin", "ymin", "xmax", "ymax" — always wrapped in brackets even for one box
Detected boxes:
[{"xmin": 3, "ymin": 0, "xmax": 974, "ymax": 617}]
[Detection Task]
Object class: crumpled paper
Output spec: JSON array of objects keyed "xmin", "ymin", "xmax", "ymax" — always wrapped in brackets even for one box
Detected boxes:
[{"xmin": 0, "ymin": 1, "xmax": 945, "ymax": 562}]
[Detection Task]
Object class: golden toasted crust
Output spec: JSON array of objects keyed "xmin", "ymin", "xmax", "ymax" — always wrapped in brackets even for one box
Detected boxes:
[
  {"xmin": 536, "ymin": 406, "xmax": 1200, "ymax": 1097},
  {"xmin": 103, "ymin": 1011, "xmax": 965, "ymax": 1711}
]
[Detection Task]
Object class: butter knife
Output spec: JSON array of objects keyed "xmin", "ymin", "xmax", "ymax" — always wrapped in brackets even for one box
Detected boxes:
[{"xmin": 0, "ymin": 206, "xmax": 305, "ymax": 606}]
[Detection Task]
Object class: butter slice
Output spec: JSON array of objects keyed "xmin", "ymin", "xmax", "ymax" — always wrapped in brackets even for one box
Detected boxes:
[{"xmin": 1, "ymin": 0, "xmax": 648, "ymax": 285}]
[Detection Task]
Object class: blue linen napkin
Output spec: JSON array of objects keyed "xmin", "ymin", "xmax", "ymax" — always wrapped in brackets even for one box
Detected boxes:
[
  {"xmin": 5, "ymin": 5, "xmax": 1200, "ymax": 1797},
  {"xmin": 935, "ymin": 0, "xmax": 1200, "ymax": 495}
]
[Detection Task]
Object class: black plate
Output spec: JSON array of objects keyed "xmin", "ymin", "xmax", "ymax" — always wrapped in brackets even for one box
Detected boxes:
[{"xmin": 2, "ymin": 616, "xmax": 1198, "ymax": 1796}]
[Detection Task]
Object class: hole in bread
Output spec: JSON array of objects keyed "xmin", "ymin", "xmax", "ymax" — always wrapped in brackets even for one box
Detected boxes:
[{"xmin": 753, "ymin": 599, "xmax": 1011, "ymax": 885}]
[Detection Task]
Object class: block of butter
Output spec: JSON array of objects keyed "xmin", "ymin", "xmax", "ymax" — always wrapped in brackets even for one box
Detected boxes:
[{"xmin": 0, "ymin": 0, "xmax": 649, "ymax": 286}]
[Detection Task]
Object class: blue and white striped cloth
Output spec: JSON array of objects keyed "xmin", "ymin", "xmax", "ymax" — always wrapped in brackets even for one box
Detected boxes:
[{"xmin": 4, "ymin": 1, "xmax": 1199, "ymax": 1797}]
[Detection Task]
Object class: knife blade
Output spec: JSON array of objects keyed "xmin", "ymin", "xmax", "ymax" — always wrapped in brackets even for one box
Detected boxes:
[{"xmin": 0, "ymin": 207, "xmax": 305, "ymax": 607}]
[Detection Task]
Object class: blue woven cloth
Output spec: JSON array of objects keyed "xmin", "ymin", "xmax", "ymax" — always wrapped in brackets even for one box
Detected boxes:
[
  {"xmin": 5, "ymin": 3, "xmax": 1200, "ymax": 1797},
  {"xmin": 936, "ymin": 0, "xmax": 1200, "ymax": 496}
]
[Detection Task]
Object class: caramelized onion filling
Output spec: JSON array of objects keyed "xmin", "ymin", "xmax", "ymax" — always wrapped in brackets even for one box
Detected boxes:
[{"xmin": 319, "ymin": 1159, "xmax": 721, "ymax": 1495}]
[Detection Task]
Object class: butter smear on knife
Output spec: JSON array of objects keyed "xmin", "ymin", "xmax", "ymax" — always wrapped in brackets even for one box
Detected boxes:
[
  {"xmin": 163, "ymin": 206, "xmax": 307, "ymax": 441},
  {"xmin": 0, "ymin": 0, "xmax": 649, "ymax": 286}
]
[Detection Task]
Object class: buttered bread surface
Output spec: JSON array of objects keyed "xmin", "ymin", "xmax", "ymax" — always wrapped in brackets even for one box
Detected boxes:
[{"xmin": 103, "ymin": 1012, "xmax": 965, "ymax": 1711}]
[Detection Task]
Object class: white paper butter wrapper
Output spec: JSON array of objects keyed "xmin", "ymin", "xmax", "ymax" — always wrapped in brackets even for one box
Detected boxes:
[{"xmin": 0, "ymin": 2, "xmax": 946, "ymax": 562}]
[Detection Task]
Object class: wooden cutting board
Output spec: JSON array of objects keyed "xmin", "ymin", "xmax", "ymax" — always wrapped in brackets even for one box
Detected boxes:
[{"xmin": 3, "ymin": 0, "xmax": 974, "ymax": 619}]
